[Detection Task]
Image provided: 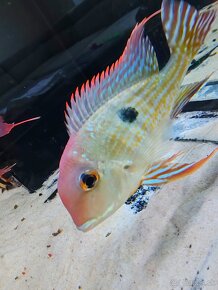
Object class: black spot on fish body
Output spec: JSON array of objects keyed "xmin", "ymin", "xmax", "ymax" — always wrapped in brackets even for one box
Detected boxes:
[{"xmin": 118, "ymin": 107, "xmax": 138, "ymax": 123}]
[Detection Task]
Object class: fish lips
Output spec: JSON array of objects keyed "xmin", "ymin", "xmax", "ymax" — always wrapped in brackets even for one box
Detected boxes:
[
  {"xmin": 76, "ymin": 203, "xmax": 115, "ymax": 232},
  {"xmin": 76, "ymin": 218, "xmax": 99, "ymax": 232}
]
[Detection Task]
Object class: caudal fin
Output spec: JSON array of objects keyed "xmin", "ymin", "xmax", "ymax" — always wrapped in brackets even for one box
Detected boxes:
[
  {"xmin": 14, "ymin": 116, "xmax": 41, "ymax": 128},
  {"xmin": 161, "ymin": 0, "xmax": 216, "ymax": 58}
]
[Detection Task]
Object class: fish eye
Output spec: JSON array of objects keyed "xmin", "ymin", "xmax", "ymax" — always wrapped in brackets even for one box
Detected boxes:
[{"xmin": 79, "ymin": 170, "xmax": 99, "ymax": 191}]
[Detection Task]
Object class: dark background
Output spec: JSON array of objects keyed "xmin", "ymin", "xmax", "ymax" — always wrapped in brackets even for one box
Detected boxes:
[{"xmin": 0, "ymin": 0, "xmax": 215, "ymax": 191}]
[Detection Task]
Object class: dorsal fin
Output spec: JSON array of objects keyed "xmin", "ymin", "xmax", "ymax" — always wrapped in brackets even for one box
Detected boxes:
[{"xmin": 65, "ymin": 10, "xmax": 161, "ymax": 135}]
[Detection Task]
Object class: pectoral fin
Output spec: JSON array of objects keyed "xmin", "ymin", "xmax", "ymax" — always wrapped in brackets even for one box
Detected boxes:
[{"xmin": 142, "ymin": 148, "xmax": 218, "ymax": 186}]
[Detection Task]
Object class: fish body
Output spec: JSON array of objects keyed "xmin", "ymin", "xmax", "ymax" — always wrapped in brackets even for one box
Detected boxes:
[{"xmin": 58, "ymin": 0, "xmax": 216, "ymax": 231}]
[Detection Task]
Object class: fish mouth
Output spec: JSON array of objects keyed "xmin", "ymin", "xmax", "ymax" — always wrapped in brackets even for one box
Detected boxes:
[
  {"xmin": 77, "ymin": 204, "xmax": 115, "ymax": 232},
  {"xmin": 77, "ymin": 218, "xmax": 98, "ymax": 232}
]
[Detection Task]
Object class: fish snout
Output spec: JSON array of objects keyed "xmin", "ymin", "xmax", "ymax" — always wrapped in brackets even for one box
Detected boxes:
[{"xmin": 76, "ymin": 218, "xmax": 99, "ymax": 232}]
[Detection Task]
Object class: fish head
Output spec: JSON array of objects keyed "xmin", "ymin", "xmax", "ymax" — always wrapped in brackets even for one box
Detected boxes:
[{"xmin": 58, "ymin": 135, "xmax": 139, "ymax": 232}]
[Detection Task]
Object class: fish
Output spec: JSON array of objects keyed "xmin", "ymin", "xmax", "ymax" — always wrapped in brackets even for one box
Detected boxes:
[
  {"xmin": 0, "ymin": 115, "xmax": 40, "ymax": 181},
  {"xmin": 58, "ymin": 0, "xmax": 216, "ymax": 232},
  {"xmin": 0, "ymin": 163, "xmax": 16, "ymax": 190},
  {"xmin": 0, "ymin": 116, "xmax": 40, "ymax": 138},
  {"xmin": 0, "ymin": 164, "xmax": 15, "ymax": 178}
]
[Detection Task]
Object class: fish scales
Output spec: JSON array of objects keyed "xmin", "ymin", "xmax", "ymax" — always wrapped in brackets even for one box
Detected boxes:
[{"xmin": 80, "ymin": 50, "xmax": 190, "ymax": 161}]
